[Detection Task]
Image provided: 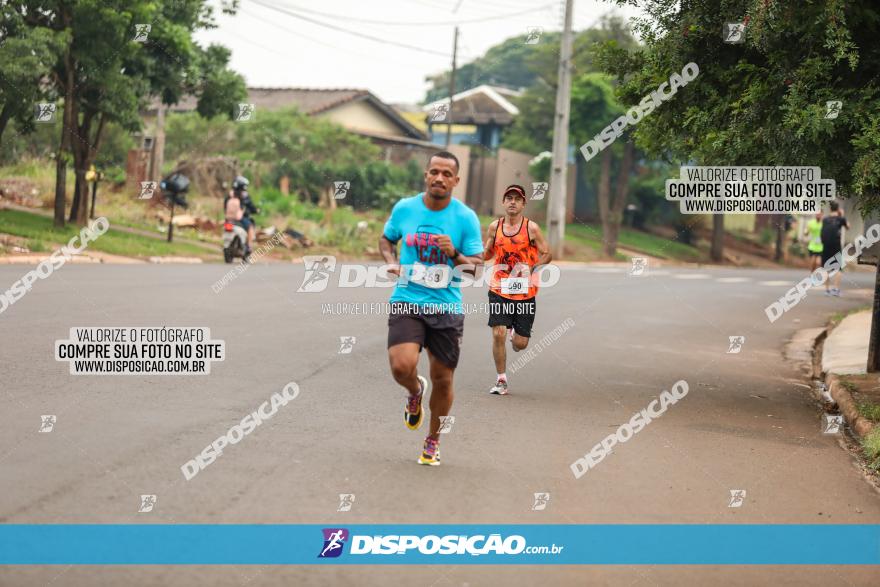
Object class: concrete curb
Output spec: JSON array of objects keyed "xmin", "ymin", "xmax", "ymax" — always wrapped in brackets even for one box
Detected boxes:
[{"xmin": 813, "ymin": 325, "xmax": 875, "ymax": 440}]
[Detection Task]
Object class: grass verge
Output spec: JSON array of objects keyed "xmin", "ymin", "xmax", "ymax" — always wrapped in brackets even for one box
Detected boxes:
[
  {"xmin": 0, "ymin": 208, "xmax": 211, "ymax": 259},
  {"xmin": 857, "ymin": 401, "xmax": 880, "ymax": 422},
  {"xmin": 863, "ymin": 428, "xmax": 880, "ymax": 470}
]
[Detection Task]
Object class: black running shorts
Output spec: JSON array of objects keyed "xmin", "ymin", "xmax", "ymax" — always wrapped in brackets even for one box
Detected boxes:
[
  {"xmin": 821, "ymin": 242, "xmax": 842, "ymax": 266},
  {"xmin": 487, "ymin": 290, "xmax": 536, "ymax": 337},
  {"xmin": 387, "ymin": 303, "xmax": 465, "ymax": 369}
]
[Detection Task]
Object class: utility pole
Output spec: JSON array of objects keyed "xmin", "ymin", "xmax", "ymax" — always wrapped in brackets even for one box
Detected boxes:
[
  {"xmin": 547, "ymin": 0, "xmax": 574, "ymax": 259},
  {"xmin": 445, "ymin": 26, "xmax": 459, "ymax": 148}
]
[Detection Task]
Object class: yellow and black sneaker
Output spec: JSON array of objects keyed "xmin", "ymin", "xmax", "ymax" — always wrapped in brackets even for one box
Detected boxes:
[
  {"xmin": 404, "ymin": 375, "xmax": 427, "ymax": 430},
  {"xmin": 417, "ymin": 436, "xmax": 441, "ymax": 466}
]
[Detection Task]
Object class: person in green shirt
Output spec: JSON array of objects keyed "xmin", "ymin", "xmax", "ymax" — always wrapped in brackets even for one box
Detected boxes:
[{"xmin": 804, "ymin": 210, "xmax": 824, "ymax": 271}]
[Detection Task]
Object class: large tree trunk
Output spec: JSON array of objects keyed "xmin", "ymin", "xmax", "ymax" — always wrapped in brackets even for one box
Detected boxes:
[
  {"xmin": 69, "ymin": 111, "xmax": 90, "ymax": 223},
  {"xmin": 69, "ymin": 111, "xmax": 105, "ymax": 226},
  {"xmin": 0, "ymin": 103, "xmax": 13, "ymax": 148},
  {"xmin": 598, "ymin": 140, "xmax": 634, "ymax": 257},
  {"xmin": 86, "ymin": 115, "xmax": 106, "ymax": 222},
  {"xmin": 597, "ymin": 149, "xmax": 612, "ymax": 255},
  {"xmin": 773, "ymin": 213, "xmax": 786, "ymax": 262},
  {"xmin": 711, "ymin": 214, "xmax": 724, "ymax": 262},
  {"xmin": 53, "ymin": 40, "xmax": 75, "ymax": 228}
]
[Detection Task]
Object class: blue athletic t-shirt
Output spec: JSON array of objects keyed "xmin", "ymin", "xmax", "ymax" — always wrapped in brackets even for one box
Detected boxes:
[{"xmin": 383, "ymin": 193, "xmax": 483, "ymax": 313}]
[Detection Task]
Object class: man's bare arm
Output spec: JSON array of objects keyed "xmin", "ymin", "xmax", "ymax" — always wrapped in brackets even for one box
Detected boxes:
[
  {"xmin": 379, "ymin": 235, "xmax": 400, "ymax": 275},
  {"xmin": 435, "ymin": 234, "xmax": 482, "ymax": 276},
  {"xmin": 483, "ymin": 220, "xmax": 498, "ymax": 261},
  {"xmin": 529, "ymin": 221, "xmax": 552, "ymax": 265}
]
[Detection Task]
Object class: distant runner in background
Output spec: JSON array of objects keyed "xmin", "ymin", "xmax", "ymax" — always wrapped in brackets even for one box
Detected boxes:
[
  {"xmin": 805, "ymin": 209, "xmax": 824, "ymax": 272},
  {"xmin": 821, "ymin": 201, "xmax": 850, "ymax": 297}
]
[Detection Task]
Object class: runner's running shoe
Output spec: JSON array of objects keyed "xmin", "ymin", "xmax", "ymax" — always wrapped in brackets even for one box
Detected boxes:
[
  {"xmin": 405, "ymin": 375, "xmax": 428, "ymax": 430},
  {"xmin": 418, "ymin": 437, "xmax": 441, "ymax": 466},
  {"xmin": 489, "ymin": 377, "xmax": 509, "ymax": 395}
]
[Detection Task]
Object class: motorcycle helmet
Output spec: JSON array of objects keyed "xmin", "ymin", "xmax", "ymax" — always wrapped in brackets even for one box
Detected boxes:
[{"xmin": 232, "ymin": 175, "xmax": 250, "ymax": 191}]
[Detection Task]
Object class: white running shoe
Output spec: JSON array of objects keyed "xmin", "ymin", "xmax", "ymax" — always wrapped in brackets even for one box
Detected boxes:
[{"xmin": 489, "ymin": 378, "xmax": 509, "ymax": 395}]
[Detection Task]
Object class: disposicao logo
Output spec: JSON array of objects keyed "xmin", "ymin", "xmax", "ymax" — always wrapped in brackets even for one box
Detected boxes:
[{"xmin": 318, "ymin": 528, "xmax": 349, "ymax": 558}]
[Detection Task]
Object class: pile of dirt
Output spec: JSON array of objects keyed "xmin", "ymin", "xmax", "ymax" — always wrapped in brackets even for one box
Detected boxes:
[
  {"xmin": 0, "ymin": 233, "xmax": 31, "ymax": 253},
  {"xmin": 0, "ymin": 178, "xmax": 43, "ymax": 208},
  {"xmin": 154, "ymin": 211, "xmax": 219, "ymax": 231}
]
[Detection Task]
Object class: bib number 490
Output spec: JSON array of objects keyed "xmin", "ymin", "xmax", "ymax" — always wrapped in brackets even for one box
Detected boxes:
[{"xmin": 501, "ymin": 277, "xmax": 529, "ymax": 295}]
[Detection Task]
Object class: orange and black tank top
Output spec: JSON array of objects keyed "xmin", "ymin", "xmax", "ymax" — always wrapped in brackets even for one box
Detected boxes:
[{"xmin": 489, "ymin": 216, "xmax": 539, "ymax": 300}]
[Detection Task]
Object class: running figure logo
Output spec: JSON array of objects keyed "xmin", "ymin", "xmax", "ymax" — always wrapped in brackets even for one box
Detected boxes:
[
  {"xmin": 825, "ymin": 100, "xmax": 842, "ymax": 119},
  {"xmin": 823, "ymin": 414, "xmax": 844, "ymax": 434},
  {"xmin": 318, "ymin": 528, "xmax": 349, "ymax": 558},
  {"xmin": 333, "ymin": 181, "xmax": 350, "ymax": 200},
  {"xmin": 525, "ymin": 26, "xmax": 543, "ymax": 44},
  {"xmin": 34, "ymin": 103, "xmax": 56, "ymax": 123},
  {"xmin": 728, "ymin": 489, "xmax": 746, "ymax": 508},
  {"xmin": 298, "ymin": 256, "xmax": 337, "ymax": 293},
  {"xmin": 723, "ymin": 22, "xmax": 746, "ymax": 44},
  {"xmin": 139, "ymin": 181, "xmax": 157, "ymax": 200},
  {"xmin": 531, "ymin": 182, "xmax": 548, "ymax": 200},
  {"xmin": 337, "ymin": 494, "xmax": 355, "ymax": 512},
  {"xmin": 630, "ymin": 257, "xmax": 647, "ymax": 276},
  {"xmin": 338, "ymin": 336, "xmax": 356, "ymax": 354},
  {"xmin": 138, "ymin": 494, "xmax": 157, "ymax": 513},
  {"xmin": 438, "ymin": 415, "xmax": 455, "ymax": 434},
  {"xmin": 235, "ymin": 103, "xmax": 255, "ymax": 122},
  {"xmin": 531, "ymin": 492, "xmax": 550, "ymax": 511},
  {"xmin": 429, "ymin": 102, "xmax": 449, "ymax": 122},
  {"xmin": 39, "ymin": 415, "xmax": 56, "ymax": 433},
  {"xmin": 727, "ymin": 336, "xmax": 745, "ymax": 354},
  {"xmin": 133, "ymin": 23, "xmax": 151, "ymax": 42}
]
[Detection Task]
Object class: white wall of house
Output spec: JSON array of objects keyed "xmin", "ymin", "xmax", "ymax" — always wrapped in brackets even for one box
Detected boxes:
[{"xmin": 316, "ymin": 100, "xmax": 402, "ymax": 136}]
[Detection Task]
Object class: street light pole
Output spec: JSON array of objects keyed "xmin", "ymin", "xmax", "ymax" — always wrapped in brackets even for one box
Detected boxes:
[
  {"xmin": 547, "ymin": 0, "xmax": 574, "ymax": 259},
  {"xmin": 445, "ymin": 26, "xmax": 459, "ymax": 148}
]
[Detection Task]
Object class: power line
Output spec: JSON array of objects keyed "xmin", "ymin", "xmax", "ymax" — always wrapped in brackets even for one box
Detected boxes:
[
  {"xmin": 250, "ymin": 0, "xmax": 451, "ymax": 56},
  {"xmin": 252, "ymin": 0, "xmax": 557, "ymax": 27},
  {"xmin": 240, "ymin": 7, "xmax": 429, "ymax": 69}
]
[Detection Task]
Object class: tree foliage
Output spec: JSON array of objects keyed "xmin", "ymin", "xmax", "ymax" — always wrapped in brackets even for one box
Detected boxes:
[
  {"xmin": 0, "ymin": 12, "xmax": 66, "ymax": 146},
  {"xmin": 5, "ymin": 0, "xmax": 246, "ymax": 225},
  {"xmin": 601, "ymin": 0, "xmax": 880, "ymax": 213},
  {"xmin": 424, "ymin": 33, "xmax": 561, "ymax": 103},
  {"xmin": 165, "ymin": 108, "xmax": 421, "ymax": 209}
]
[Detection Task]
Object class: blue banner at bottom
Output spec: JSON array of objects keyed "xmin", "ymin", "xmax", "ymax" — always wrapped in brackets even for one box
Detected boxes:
[{"xmin": 1, "ymin": 525, "xmax": 878, "ymax": 565}]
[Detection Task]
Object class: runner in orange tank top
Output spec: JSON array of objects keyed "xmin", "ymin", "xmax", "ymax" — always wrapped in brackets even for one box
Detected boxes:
[{"xmin": 482, "ymin": 184, "xmax": 552, "ymax": 395}]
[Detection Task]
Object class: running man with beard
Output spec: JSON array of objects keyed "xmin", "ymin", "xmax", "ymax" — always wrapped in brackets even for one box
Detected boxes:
[
  {"xmin": 379, "ymin": 151, "xmax": 483, "ymax": 466},
  {"xmin": 483, "ymin": 184, "xmax": 552, "ymax": 395}
]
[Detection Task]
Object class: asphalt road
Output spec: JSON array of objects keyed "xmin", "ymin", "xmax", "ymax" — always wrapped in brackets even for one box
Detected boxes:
[{"xmin": 1, "ymin": 261, "xmax": 878, "ymax": 586}]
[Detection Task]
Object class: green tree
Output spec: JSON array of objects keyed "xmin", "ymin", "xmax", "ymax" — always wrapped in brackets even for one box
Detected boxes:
[
  {"xmin": 502, "ymin": 16, "xmax": 640, "ymax": 155},
  {"xmin": 424, "ymin": 33, "xmax": 560, "ymax": 103},
  {"xmin": 499, "ymin": 16, "xmax": 641, "ymax": 256},
  {"xmin": 11, "ymin": 0, "xmax": 245, "ymax": 226},
  {"xmin": 569, "ymin": 73, "xmax": 636, "ymax": 256},
  {"xmin": 0, "ymin": 12, "xmax": 65, "ymax": 148},
  {"xmin": 601, "ymin": 0, "xmax": 880, "ymax": 256}
]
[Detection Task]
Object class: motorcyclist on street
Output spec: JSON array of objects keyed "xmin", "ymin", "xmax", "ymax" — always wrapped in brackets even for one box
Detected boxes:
[{"xmin": 224, "ymin": 175, "xmax": 258, "ymax": 252}]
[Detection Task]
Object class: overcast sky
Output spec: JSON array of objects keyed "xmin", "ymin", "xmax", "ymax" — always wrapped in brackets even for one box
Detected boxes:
[{"xmin": 195, "ymin": 0, "xmax": 643, "ymax": 105}]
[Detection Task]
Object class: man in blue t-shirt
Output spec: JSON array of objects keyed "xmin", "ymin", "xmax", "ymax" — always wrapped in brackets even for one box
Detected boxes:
[{"xmin": 379, "ymin": 151, "xmax": 483, "ymax": 466}]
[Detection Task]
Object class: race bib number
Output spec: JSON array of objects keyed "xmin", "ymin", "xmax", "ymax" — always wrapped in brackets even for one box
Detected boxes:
[
  {"xmin": 411, "ymin": 262, "xmax": 450, "ymax": 289},
  {"xmin": 501, "ymin": 277, "xmax": 529, "ymax": 295}
]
